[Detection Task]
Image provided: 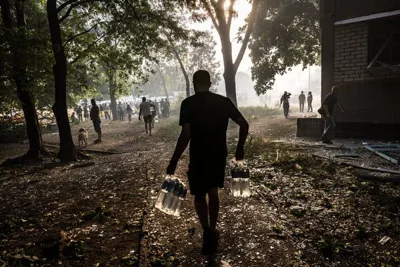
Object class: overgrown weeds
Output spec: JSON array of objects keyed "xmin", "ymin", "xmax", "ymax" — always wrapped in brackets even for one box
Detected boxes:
[
  {"xmin": 156, "ymin": 119, "xmax": 181, "ymax": 142},
  {"xmin": 239, "ymin": 106, "xmax": 280, "ymax": 120}
]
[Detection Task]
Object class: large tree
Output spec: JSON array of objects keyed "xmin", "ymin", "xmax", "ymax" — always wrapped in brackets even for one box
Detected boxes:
[
  {"xmin": 194, "ymin": 0, "xmax": 260, "ymax": 105},
  {"xmin": 0, "ymin": 0, "xmax": 46, "ymax": 159},
  {"xmin": 45, "ymin": 0, "xmax": 169, "ymax": 160},
  {"xmin": 249, "ymin": 0, "xmax": 320, "ymax": 95}
]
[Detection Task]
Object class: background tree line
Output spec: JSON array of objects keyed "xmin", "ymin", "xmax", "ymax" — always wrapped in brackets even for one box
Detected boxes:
[{"xmin": 0, "ymin": 0, "xmax": 320, "ymax": 162}]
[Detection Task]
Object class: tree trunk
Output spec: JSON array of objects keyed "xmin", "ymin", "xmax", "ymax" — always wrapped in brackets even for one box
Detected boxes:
[
  {"xmin": 168, "ymin": 38, "xmax": 190, "ymax": 98},
  {"xmin": 155, "ymin": 64, "xmax": 170, "ymax": 102},
  {"xmin": 47, "ymin": 0, "xmax": 77, "ymax": 161},
  {"xmin": 108, "ymin": 73, "xmax": 118, "ymax": 120},
  {"xmin": 220, "ymin": 35, "xmax": 238, "ymax": 106},
  {"xmin": 1, "ymin": 0, "xmax": 45, "ymax": 158}
]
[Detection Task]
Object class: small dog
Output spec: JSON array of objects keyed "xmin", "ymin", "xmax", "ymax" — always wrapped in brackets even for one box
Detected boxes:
[{"xmin": 78, "ymin": 128, "xmax": 88, "ymax": 147}]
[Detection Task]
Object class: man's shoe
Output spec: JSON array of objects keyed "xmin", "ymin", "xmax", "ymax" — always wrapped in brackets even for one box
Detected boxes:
[
  {"xmin": 94, "ymin": 139, "xmax": 102, "ymax": 144},
  {"xmin": 201, "ymin": 229, "xmax": 219, "ymax": 255},
  {"xmin": 209, "ymin": 230, "xmax": 219, "ymax": 255},
  {"xmin": 322, "ymin": 140, "xmax": 333, "ymax": 144},
  {"xmin": 201, "ymin": 230, "xmax": 212, "ymax": 255}
]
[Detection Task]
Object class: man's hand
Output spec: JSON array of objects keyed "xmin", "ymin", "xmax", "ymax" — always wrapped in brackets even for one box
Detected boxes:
[
  {"xmin": 166, "ymin": 160, "xmax": 177, "ymax": 175},
  {"xmin": 235, "ymin": 146, "xmax": 245, "ymax": 161},
  {"xmin": 138, "ymin": 116, "xmax": 141, "ymax": 121}
]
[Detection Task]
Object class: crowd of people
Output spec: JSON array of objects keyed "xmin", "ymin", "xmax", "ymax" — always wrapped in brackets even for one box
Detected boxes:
[
  {"xmin": 69, "ymin": 98, "xmax": 171, "ymax": 142},
  {"xmin": 70, "ymin": 98, "xmax": 170, "ymax": 123}
]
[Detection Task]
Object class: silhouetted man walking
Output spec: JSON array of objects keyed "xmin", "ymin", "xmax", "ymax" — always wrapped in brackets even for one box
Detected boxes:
[
  {"xmin": 139, "ymin": 97, "xmax": 155, "ymax": 136},
  {"xmin": 307, "ymin": 92, "xmax": 313, "ymax": 112},
  {"xmin": 299, "ymin": 91, "xmax": 306, "ymax": 113},
  {"xmin": 166, "ymin": 70, "xmax": 249, "ymax": 255},
  {"xmin": 320, "ymin": 86, "xmax": 344, "ymax": 144}
]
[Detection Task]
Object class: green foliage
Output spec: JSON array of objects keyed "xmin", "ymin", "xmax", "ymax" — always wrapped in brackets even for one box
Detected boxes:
[
  {"xmin": 249, "ymin": 0, "xmax": 320, "ymax": 95},
  {"xmin": 0, "ymin": 1, "xmax": 54, "ymax": 111},
  {"xmin": 239, "ymin": 106, "xmax": 280, "ymax": 120}
]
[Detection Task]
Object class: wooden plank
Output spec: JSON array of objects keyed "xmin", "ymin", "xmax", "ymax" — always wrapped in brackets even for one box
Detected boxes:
[{"xmin": 364, "ymin": 145, "xmax": 398, "ymax": 164}]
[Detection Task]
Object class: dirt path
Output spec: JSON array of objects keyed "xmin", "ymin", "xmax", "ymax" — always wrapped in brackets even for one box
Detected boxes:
[{"xmin": 1, "ymin": 113, "xmax": 400, "ymax": 266}]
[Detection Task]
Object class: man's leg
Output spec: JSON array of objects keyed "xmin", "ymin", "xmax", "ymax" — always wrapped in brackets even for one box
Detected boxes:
[
  {"xmin": 328, "ymin": 118, "xmax": 336, "ymax": 141},
  {"xmin": 207, "ymin": 187, "xmax": 219, "ymax": 232},
  {"xmin": 322, "ymin": 116, "xmax": 334, "ymax": 142},
  {"xmin": 194, "ymin": 195, "xmax": 209, "ymax": 231},
  {"xmin": 144, "ymin": 121, "xmax": 148, "ymax": 134},
  {"xmin": 149, "ymin": 119, "xmax": 152, "ymax": 136}
]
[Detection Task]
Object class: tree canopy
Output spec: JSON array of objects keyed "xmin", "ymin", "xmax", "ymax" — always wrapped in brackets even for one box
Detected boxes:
[{"xmin": 249, "ymin": 0, "xmax": 320, "ymax": 95}]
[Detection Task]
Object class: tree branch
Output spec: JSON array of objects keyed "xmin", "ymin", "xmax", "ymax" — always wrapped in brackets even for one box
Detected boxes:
[
  {"xmin": 227, "ymin": 0, "xmax": 235, "ymax": 32},
  {"xmin": 56, "ymin": 0, "xmax": 79, "ymax": 13},
  {"xmin": 57, "ymin": 0, "xmax": 101, "ymax": 23},
  {"xmin": 63, "ymin": 23, "xmax": 99, "ymax": 48},
  {"xmin": 200, "ymin": 0, "xmax": 220, "ymax": 33},
  {"xmin": 233, "ymin": 0, "xmax": 259, "ymax": 73},
  {"xmin": 69, "ymin": 30, "xmax": 108, "ymax": 64}
]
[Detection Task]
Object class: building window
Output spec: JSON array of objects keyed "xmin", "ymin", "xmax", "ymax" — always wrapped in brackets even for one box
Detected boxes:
[{"xmin": 368, "ymin": 15, "xmax": 400, "ymax": 68}]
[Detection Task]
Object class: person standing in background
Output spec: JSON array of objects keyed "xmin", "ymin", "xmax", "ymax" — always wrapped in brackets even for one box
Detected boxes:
[
  {"xmin": 104, "ymin": 104, "xmax": 111, "ymax": 120},
  {"xmin": 118, "ymin": 102, "xmax": 124, "ymax": 121},
  {"xmin": 99, "ymin": 104, "xmax": 104, "ymax": 119},
  {"xmin": 307, "ymin": 92, "xmax": 313, "ymax": 112},
  {"xmin": 280, "ymin": 91, "xmax": 291, "ymax": 118},
  {"xmin": 76, "ymin": 105, "xmax": 83, "ymax": 122},
  {"xmin": 299, "ymin": 91, "xmax": 306, "ymax": 113},
  {"xmin": 90, "ymin": 99, "xmax": 102, "ymax": 143},
  {"xmin": 126, "ymin": 104, "xmax": 133, "ymax": 123},
  {"xmin": 83, "ymin": 105, "xmax": 89, "ymax": 121}
]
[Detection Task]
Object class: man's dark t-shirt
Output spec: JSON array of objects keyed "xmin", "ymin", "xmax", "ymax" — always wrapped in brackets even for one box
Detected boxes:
[
  {"xmin": 179, "ymin": 92, "xmax": 242, "ymax": 165},
  {"xmin": 323, "ymin": 92, "xmax": 337, "ymax": 115},
  {"xmin": 90, "ymin": 104, "xmax": 100, "ymax": 120}
]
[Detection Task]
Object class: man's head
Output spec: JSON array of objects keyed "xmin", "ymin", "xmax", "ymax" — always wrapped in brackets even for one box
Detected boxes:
[
  {"xmin": 142, "ymin": 97, "xmax": 146, "ymax": 102},
  {"xmin": 301, "ymin": 91, "xmax": 304, "ymax": 94},
  {"xmin": 309, "ymin": 91, "xmax": 312, "ymax": 95},
  {"xmin": 91, "ymin": 99, "xmax": 96, "ymax": 106},
  {"xmin": 193, "ymin": 70, "xmax": 211, "ymax": 93},
  {"xmin": 284, "ymin": 91, "xmax": 287, "ymax": 95},
  {"xmin": 332, "ymin": 86, "xmax": 340, "ymax": 95}
]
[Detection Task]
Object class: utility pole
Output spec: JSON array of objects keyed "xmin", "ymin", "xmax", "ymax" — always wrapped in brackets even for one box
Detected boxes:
[{"xmin": 308, "ymin": 66, "xmax": 311, "ymax": 90}]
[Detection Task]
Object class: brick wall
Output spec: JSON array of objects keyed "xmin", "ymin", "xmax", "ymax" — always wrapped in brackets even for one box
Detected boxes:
[
  {"xmin": 334, "ymin": 22, "xmax": 400, "ymax": 84},
  {"xmin": 332, "ymin": 22, "xmax": 400, "ymax": 124}
]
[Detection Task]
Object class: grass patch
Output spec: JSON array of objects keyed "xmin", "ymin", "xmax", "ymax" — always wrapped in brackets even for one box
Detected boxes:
[
  {"xmin": 157, "ymin": 119, "xmax": 181, "ymax": 141},
  {"xmin": 239, "ymin": 106, "xmax": 280, "ymax": 120}
]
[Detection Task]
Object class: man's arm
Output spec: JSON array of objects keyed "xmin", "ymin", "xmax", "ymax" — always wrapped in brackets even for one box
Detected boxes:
[
  {"xmin": 337, "ymin": 103, "xmax": 345, "ymax": 113},
  {"xmin": 233, "ymin": 116, "xmax": 249, "ymax": 160},
  {"xmin": 166, "ymin": 123, "xmax": 190, "ymax": 175},
  {"xmin": 323, "ymin": 104, "xmax": 330, "ymax": 117},
  {"xmin": 138, "ymin": 108, "xmax": 142, "ymax": 120}
]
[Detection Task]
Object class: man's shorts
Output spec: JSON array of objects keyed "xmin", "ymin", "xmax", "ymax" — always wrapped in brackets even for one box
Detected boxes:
[
  {"xmin": 187, "ymin": 157, "xmax": 227, "ymax": 196},
  {"xmin": 144, "ymin": 115, "xmax": 152, "ymax": 123},
  {"xmin": 92, "ymin": 118, "xmax": 101, "ymax": 133}
]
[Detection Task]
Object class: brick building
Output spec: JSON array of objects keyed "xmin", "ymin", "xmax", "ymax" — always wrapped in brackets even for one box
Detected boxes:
[{"xmin": 320, "ymin": 0, "xmax": 400, "ymax": 137}]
